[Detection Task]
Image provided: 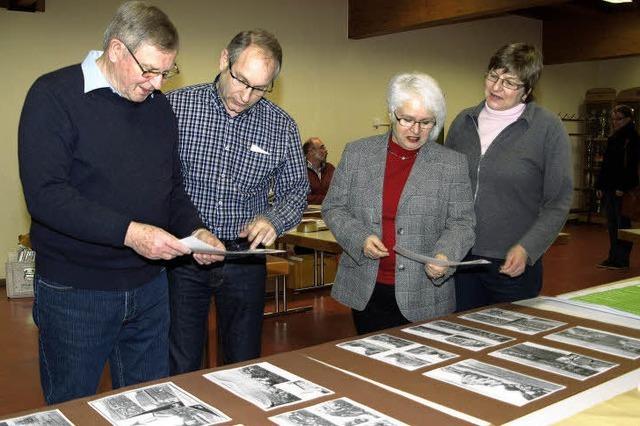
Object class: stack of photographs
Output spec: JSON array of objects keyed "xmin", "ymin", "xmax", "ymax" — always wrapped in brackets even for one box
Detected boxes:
[
  {"xmin": 402, "ymin": 320, "xmax": 514, "ymax": 351},
  {"xmin": 89, "ymin": 382, "xmax": 229, "ymax": 425},
  {"xmin": 336, "ymin": 333, "xmax": 458, "ymax": 371},
  {"xmin": 0, "ymin": 409, "xmax": 74, "ymax": 426},
  {"xmin": 203, "ymin": 362, "xmax": 332, "ymax": 411},
  {"xmin": 424, "ymin": 359, "xmax": 565, "ymax": 407},
  {"xmin": 458, "ymin": 308, "xmax": 566, "ymax": 335},
  {"xmin": 269, "ymin": 397, "xmax": 407, "ymax": 426}
]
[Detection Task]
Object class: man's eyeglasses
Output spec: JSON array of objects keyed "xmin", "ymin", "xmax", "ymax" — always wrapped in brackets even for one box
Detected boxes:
[
  {"xmin": 485, "ymin": 71, "xmax": 524, "ymax": 91},
  {"xmin": 123, "ymin": 43, "xmax": 179, "ymax": 80},
  {"xmin": 228, "ymin": 61, "xmax": 273, "ymax": 95},
  {"xmin": 393, "ymin": 111, "xmax": 436, "ymax": 131}
]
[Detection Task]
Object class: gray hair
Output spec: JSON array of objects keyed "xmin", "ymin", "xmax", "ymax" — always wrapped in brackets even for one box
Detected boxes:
[
  {"xmin": 387, "ymin": 72, "xmax": 446, "ymax": 143},
  {"xmin": 226, "ymin": 29, "xmax": 282, "ymax": 77},
  {"xmin": 488, "ymin": 43, "xmax": 542, "ymax": 102},
  {"xmin": 103, "ymin": 1, "xmax": 178, "ymax": 52}
]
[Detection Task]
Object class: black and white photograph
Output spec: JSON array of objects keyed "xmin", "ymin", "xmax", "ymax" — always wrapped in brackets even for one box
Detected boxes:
[
  {"xmin": 490, "ymin": 341, "xmax": 618, "ymax": 380},
  {"xmin": 203, "ymin": 362, "xmax": 332, "ymax": 411},
  {"xmin": 459, "ymin": 308, "xmax": 566, "ymax": 335},
  {"xmin": 402, "ymin": 320, "xmax": 514, "ymax": 351},
  {"xmin": 545, "ymin": 326, "xmax": 640, "ymax": 360},
  {"xmin": 424, "ymin": 359, "xmax": 565, "ymax": 407},
  {"xmin": 0, "ymin": 409, "xmax": 74, "ymax": 426},
  {"xmin": 337, "ymin": 334, "xmax": 457, "ymax": 371},
  {"xmin": 89, "ymin": 382, "xmax": 230, "ymax": 426},
  {"xmin": 269, "ymin": 397, "xmax": 408, "ymax": 426}
]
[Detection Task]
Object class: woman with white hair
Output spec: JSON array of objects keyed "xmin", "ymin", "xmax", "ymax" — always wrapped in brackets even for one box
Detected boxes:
[{"xmin": 322, "ymin": 72, "xmax": 476, "ymax": 334}]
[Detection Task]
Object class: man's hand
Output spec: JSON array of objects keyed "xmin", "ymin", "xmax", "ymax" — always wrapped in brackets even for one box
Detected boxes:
[
  {"xmin": 425, "ymin": 253, "xmax": 448, "ymax": 280},
  {"xmin": 124, "ymin": 221, "xmax": 190, "ymax": 260},
  {"xmin": 239, "ymin": 216, "xmax": 277, "ymax": 250},
  {"xmin": 191, "ymin": 228, "xmax": 225, "ymax": 265},
  {"xmin": 363, "ymin": 235, "xmax": 389, "ymax": 259},
  {"xmin": 500, "ymin": 244, "xmax": 528, "ymax": 277}
]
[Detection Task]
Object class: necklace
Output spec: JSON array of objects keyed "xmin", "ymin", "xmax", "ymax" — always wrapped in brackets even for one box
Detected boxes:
[{"xmin": 387, "ymin": 148, "xmax": 418, "ymax": 161}]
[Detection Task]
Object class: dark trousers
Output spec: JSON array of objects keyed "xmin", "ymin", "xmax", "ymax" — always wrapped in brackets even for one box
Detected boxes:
[
  {"xmin": 352, "ymin": 283, "xmax": 410, "ymax": 335},
  {"xmin": 34, "ymin": 271, "xmax": 169, "ymax": 404},
  {"xmin": 603, "ymin": 190, "xmax": 633, "ymax": 266},
  {"xmin": 168, "ymin": 241, "xmax": 266, "ymax": 374},
  {"xmin": 455, "ymin": 255, "xmax": 543, "ymax": 312}
]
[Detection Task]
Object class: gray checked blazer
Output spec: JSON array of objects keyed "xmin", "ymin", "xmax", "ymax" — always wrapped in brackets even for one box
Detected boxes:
[{"xmin": 322, "ymin": 133, "xmax": 476, "ymax": 322}]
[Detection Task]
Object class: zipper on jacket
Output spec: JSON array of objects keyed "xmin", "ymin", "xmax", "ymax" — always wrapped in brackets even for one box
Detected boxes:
[{"xmin": 472, "ymin": 116, "xmax": 482, "ymax": 202}]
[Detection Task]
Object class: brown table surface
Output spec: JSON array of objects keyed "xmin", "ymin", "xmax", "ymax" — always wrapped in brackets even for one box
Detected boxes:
[{"xmin": 619, "ymin": 228, "xmax": 640, "ymax": 243}]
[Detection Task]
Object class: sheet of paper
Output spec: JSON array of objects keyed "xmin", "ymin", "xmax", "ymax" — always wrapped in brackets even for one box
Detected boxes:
[
  {"xmin": 571, "ymin": 284, "xmax": 640, "ymax": 317},
  {"xmin": 180, "ymin": 236, "xmax": 285, "ymax": 255},
  {"xmin": 394, "ymin": 246, "xmax": 490, "ymax": 267}
]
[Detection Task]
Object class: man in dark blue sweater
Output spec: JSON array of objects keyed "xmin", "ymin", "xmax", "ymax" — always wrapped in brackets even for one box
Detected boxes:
[{"xmin": 18, "ymin": 1, "xmax": 223, "ymax": 405}]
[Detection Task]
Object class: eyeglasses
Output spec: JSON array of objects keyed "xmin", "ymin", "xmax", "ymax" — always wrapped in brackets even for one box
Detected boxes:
[
  {"xmin": 123, "ymin": 43, "xmax": 179, "ymax": 80},
  {"xmin": 228, "ymin": 61, "xmax": 273, "ymax": 95},
  {"xmin": 485, "ymin": 71, "xmax": 524, "ymax": 91},
  {"xmin": 393, "ymin": 111, "xmax": 436, "ymax": 131}
]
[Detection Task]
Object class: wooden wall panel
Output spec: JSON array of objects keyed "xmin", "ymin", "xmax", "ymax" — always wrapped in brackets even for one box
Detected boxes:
[{"xmin": 348, "ymin": 0, "xmax": 568, "ymax": 39}]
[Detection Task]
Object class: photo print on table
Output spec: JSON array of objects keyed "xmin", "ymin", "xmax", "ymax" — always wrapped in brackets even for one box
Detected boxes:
[
  {"xmin": 402, "ymin": 320, "xmax": 514, "ymax": 351},
  {"xmin": 459, "ymin": 308, "xmax": 566, "ymax": 335},
  {"xmin": 424, "ymin": 359, "xmax": 565, "ymax": 407},
  {"xmin": 203, "ymin": 362, "xmax": 333, "ymax": 411},
  {"xmin": 0, "ymin": 409, "xmax": 74, "ymax": 426},
  {"xmin": 269, "ymin": 397, "xmax": 408, "ymax": 426},
  {"xmin": 545, "ymin": 326, "xmax": 640, "ymax": 360},
  {"xmin": 490, "ymin": 341, "xmax": 618, "ymax": 380},
  {"xmin": 89, "ymin": 382, "xmax": 230, "ymax": 426},
  {"xmin": 337, "ymin": 333, "xmax": 458, "ymax": 371}
]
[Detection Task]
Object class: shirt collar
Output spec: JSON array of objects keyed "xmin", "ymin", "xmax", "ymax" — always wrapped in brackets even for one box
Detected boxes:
[{"xmin": 81, "ymin": 50, "xmax": 114, "ymax": 94}]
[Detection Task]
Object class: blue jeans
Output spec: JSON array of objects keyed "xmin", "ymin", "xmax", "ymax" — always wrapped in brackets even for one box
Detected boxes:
[
  {"xmin": 33, "ymin": 271, "xmax": 170, "ymax": 404},
  {"xmin": 168, "ymin": 247, "xmax": 266, "ymax": 373},
  {"xmin": 455, "ymin": 255, "xmax": 543, "ymax": 312}
]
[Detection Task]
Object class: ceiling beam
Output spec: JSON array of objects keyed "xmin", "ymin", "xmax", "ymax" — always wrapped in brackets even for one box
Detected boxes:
[
  {"xmin": 348, "ymin": 0, "xmax": 569, "ymax": 39},
  {"xmin": 543, "ymin": 8, "xmax": 640, "ymax": 64},
  {"xmin": 0, "ymin": 0, "xmax": 45, "ymax": 12}
]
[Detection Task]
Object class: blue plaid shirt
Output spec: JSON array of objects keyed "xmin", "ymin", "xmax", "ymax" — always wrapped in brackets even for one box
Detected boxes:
[{"xmin": 167, "ymin": 79, "xmax": 308, "ymax": 240}]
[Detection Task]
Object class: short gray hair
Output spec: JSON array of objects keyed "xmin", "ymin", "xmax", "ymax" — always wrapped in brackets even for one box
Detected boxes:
[
  {"xmin": 226, "ymin": 29, "xmax": 282, "ymax": 77},
  {"xmin": 387, "ymin": 72, "xmax": 446, "ymax": 143},
  {"xmin": 103, "ymin": 1, "xmax": 178, "ymax": 52}
]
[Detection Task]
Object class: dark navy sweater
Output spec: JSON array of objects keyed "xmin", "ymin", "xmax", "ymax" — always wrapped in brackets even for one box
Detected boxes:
[{"xmin": 18, "ymin": 64, "xmax": 204, "ymax": 290}]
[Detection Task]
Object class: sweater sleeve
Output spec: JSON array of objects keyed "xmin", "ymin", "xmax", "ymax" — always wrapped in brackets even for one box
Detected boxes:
[
  {"xmin": 18, "ymin": 77, "xmax": 132, "ymax": 247},
  {"xmin": 519, "ymin": 118, "xmax": 573, "ymax": 263}
]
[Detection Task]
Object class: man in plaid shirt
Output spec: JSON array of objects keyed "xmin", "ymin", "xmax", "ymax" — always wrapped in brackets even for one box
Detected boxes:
[{"xmin": 167, "ymin": 29, "xmax": 308, "ymax": 372}]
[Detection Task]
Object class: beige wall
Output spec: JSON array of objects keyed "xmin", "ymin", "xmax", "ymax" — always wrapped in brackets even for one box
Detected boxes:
[{"xmin": 0, "ymin": 0, "xmax": 638, "ymax": 277}]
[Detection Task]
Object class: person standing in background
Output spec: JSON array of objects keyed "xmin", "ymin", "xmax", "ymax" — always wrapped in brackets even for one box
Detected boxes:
[
  {"xmin": 167, "ymin": 29, "xmax": 308, "ymax": 372},
  {"xmin": 303, "ymin": 137, "xmax": 335, "ymax": 205},
  {"xmin": 18, "ymin": 1, "xmax": 222, "ymax": 404},
  {"xmin": 446, "ymin": 43, "xmax": 573, "ymax": 312},
  {"xmin": 596, "ymin": 105, "xmax": 640, "ymax": 270}
]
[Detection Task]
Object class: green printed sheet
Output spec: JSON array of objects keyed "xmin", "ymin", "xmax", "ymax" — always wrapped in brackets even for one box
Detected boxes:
[{"xmin": 572, "ymin": 284, "xmax": 640, "ymax": 317}]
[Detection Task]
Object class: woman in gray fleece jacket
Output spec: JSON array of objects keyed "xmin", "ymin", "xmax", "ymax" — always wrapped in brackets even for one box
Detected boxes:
[{"xmin": 445, "ymin": 43, "xmax": 573, "ymax": 311}]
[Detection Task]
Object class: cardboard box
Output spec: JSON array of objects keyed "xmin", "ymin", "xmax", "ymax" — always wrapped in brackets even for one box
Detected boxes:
[
  {"xmin": 287, "ymin": 254, "xmax": 337, "ymax": 290},
  {"xmin": 5, "ymin": 255, "xmax": 35, "ymax": 298}
]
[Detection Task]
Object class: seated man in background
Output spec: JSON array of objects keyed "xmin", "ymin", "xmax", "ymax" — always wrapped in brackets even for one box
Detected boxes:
[{"xmin": 303, "ymin": 137, "xmax": 335, "ymax": 205}]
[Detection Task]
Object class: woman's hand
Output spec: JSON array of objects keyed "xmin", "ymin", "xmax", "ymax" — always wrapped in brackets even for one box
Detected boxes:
[
  {"xmin": 363, "ymin": 235, "xmax": 389, "ymax": 259},
  {"xmin": 425, "ymin": 253, "xmax": 448, "ymax": 279},
  {"xmin": 500, "ymin": 244, "xmax": 528, "ymax": 277}
]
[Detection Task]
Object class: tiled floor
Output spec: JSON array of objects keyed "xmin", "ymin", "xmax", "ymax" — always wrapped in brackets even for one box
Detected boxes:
[{"xmin": 1, "ymin": 221, "xmax": 639, "ymax": 417}]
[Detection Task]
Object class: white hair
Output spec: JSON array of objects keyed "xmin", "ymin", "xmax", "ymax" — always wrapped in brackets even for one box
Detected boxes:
[{"xmin": 387, "ymin": 72, "xmax": 446, "ymax": 143}]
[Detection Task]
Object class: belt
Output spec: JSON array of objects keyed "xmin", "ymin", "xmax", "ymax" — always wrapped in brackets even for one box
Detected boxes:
[{"xmin": 220, "ymin": 238, "xmax": 250, "ymax": 251}]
